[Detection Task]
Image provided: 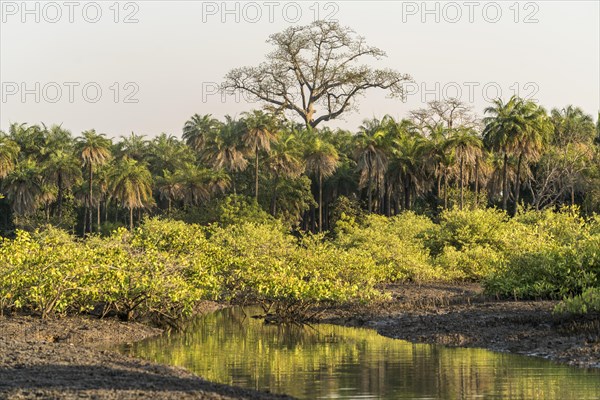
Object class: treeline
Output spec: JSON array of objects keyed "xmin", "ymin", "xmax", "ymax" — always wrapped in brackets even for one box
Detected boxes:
[{"xmin": 0, "ymin": 97, "xmax": 599, "ymax": 234}]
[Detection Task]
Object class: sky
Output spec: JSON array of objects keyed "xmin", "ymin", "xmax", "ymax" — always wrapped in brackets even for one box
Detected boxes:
[{"xmin": 1, "ymin": 0, "xmax": 599, "ymax": 138}]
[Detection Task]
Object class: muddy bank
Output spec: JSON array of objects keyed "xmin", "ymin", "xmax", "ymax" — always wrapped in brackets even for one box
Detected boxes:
[
  {"xmin": 0, "ymin": 303, "xmax": 294, "ymax": 400},
  {"xmin": 322, "ymin": 283, "xmax": 600, "ymax": 368}
]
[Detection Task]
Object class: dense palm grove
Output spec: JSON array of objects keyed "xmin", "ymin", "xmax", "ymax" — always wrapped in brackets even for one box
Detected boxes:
[{"xmin": 1, "ymin": 97, "xmax": 599, "ymax": 235}]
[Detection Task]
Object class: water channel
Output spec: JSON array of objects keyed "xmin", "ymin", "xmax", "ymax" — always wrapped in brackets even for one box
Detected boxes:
[{"xmin": 120, "ymin": 307, "xmax": 600, "ymax": 399}]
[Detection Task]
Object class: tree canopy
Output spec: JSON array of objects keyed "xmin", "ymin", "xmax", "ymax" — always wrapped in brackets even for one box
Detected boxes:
[{"xmin": 222, "ymin": 21, "xmax": 411, "ymax": 128}]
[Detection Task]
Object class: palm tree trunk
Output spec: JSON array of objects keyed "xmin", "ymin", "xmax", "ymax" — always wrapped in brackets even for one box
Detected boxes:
[
  {"xmin": 367, "ymin": 173, "xmax": 373, "ymax": 213},
  {"xmin": 571, "ymin": 186, "xmax": 575, "ymax": 206},
  {"xmin": 97, "ymin": 201, "xmax": 101, "ymax": 228},
  {"xmin": 386, "ymin": 185, "xmax": 392, "ymax": 217},
  {"xmin": 444, "ymin": 171, "xmax": 448, "ymax": 209},
  {"xmin": 513, "ymin": 153, "xmax": 523, "ymax": 216},
  {"xmin": 318, "ymin": 169, "xmax": 323, "ymax": 233},
  {"xmin": 474, "ymin": 156, "xmax": 479, "ymax": 209},
  {"xmin": 459, "ymin": 155, "xmax": 464, "ymax": 210},
  {"xmin": 57, "ymin": 173, "xmax": 63, "ymax": 223},
  {"xmin": 129, "ymin": 207, "xmax": 133, "ymax": 231},
  {"xmin": 404, "ymin": 178, "xmax": 411, "ymax": 210},
  {"xmin": 82, "ymin": 210, "xmax": 87, "ymax": 236},
  {"xmin": 88, "ymin": 167, "xmax": 93, "ymax": 233},
  {"xmin": 502, "ymin": 152, "xmax": 508, "ymax": 211},
  {"xmin": 437, "ymin": 172, "xmax": 442, "ymax": 205},
  {"xmin": 255, "ymin": 146, "xmax": 259, "ymax": 201},
  {"xmin": 270, "ymin": 175, "xmax": 278, "ymax": 215}
]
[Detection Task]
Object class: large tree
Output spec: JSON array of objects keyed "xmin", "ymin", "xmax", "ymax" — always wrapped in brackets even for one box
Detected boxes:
[{"xmin": 222, "ymin": 21, "xmax": 411, "ymax": 128}]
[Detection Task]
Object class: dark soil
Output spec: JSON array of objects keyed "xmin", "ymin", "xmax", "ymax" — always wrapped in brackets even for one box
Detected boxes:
[
  {"xmin": 0, "ymin": 302, "xmax": 294, "ymax": 400},
  {"xmin": 321, "ymin": 283, "xmax": 600, "ymax": 368}
]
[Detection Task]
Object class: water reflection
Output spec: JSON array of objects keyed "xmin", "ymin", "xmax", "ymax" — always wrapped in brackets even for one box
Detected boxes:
[{"xmin": 121, "ymin": 307, "xmax": 600, "ymax": 399}]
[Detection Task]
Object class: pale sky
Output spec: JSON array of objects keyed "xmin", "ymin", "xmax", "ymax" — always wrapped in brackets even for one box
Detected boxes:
[{"xmin": 1, "ymin": 0, "xmax": 598, "ymax": 138}]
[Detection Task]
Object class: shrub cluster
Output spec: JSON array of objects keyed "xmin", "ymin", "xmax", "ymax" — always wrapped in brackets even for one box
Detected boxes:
[
  {"xmin": 1, "ymin": 207, "xmax": 598, "ymax": 323},
  {"xmin": 0, "ymin": 218, "xmax": 384, "ymax": 324}
]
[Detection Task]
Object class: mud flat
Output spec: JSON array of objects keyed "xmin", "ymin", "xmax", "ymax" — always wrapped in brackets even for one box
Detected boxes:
[
  {"xmin": 0, "ymin": 303, "xmax": 294, "ymax": 400},
  {"xmin": 322, "ymin": 283, "xmax": 600, "ymax": 368}
]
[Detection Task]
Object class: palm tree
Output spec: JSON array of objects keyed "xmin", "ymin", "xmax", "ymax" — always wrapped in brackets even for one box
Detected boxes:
[
  {"xmin": 304, "ymin": 132, "xmax": 338, "ymax": 232},
  {"xmin": 201, "ymin": 116, "xmax": 248, "ymax": 193},
  {"xmin": 156, "ymin": 170, "xmax": 183, "ymax": 212},
  {"xmin": 265, "ymin": 130, "xmax": 304, "ymax": 215},
  {"xmin": 183, "ymin": 114, "xmax": 221, "ymax": 152},
  {"xmin": 8, "ymin": 123, "xmax": 45, "ymax": 159},
  {"xmin": 179, "ymin": 164, "xmax": 212, "ymax": 208},
  {"xmin": 550, "ymin": 106, "xmax": 596, "ymax": 146},
  {"xmin": 447, "ymin": 128, "xmax": 483, "ymax": 209},
  {"xmin": 2, "ymin": 159, "xmax": 42, "ymax": 215},
  {"xmin": 0, "ymin": 134, "xmax": 20, "ymax": 179},
  {"xmin": 419, "ymin": 123, "xmax": 451, "ymax": 208},
  {"xmin": 43, "ymin": 124, "xmax": 73, "ymax": 155},
  {"xmin": 77, "ymin": 130, "xmax": 112, "ymax": 233},
  {"xmin": 43, "ymin": 149, "xmax": 81, "ymax": 222},
  {"xmin": 511, "ymin": 102, "xmax": 551, "ymax": 214},
  {"xmin": 147, "ymin": 133, "xmax": 194, "ymax": 175},
  {"xmin": 389, "ymin": 133, "xmax": 428, "ymax": 210},
  {"xmin": 241, "ymin": 110, "xmax": 278, "ymax": 200},
  {"xmin": 109, "ymin": 158, "xmax": 153, "ymax": 230},
  {"xmin": 117, "ymin": 132, "xmax": 148, "ymax": 161},
  {"xmin": 483, "ymin": 96, "xmax": 532, "ymax": 211},
  {"xmin": 354, "ymin": 117, "xmax": 390, "ymax": 213}
]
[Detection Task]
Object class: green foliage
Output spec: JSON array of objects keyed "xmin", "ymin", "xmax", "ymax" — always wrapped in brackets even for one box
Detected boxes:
[
  {"xmin": 0, "ymin": 217, "xmax": 386, "ymax": 323},
  {"xmin": 216, "ymin": 195, "xmax": 274, "ymax": 226},
  {"xmin": 0, "ymin": 221, "xmax": 218, "ymax": 325},
  {"xmin": 210, "ymin": 220, "xmax": 383, "ymax": 321},
  {"xmin": 329, "ymin": 195, "xmax": 363, "ymax": 230},
  {"xmin": 483, "ymin": 208, "xmax": 600, "ymax": 299},
  {"xmin": 554, "ymin": 287, "xmax": 600, "ymax": 315},
  {"xmin": 0, "ymin": 227, "xmax": 88, "ymax": 317},
  {"xmin": 427, "ymin": 208, "xmax": 510, "ymax": 255},
  {"xmin": 1, "ymin": 207, "xmax": 599, "ymax": 323},
  {"xmin": 334, "ymin": 213, "xmax": 441, "ymax": 282}
]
